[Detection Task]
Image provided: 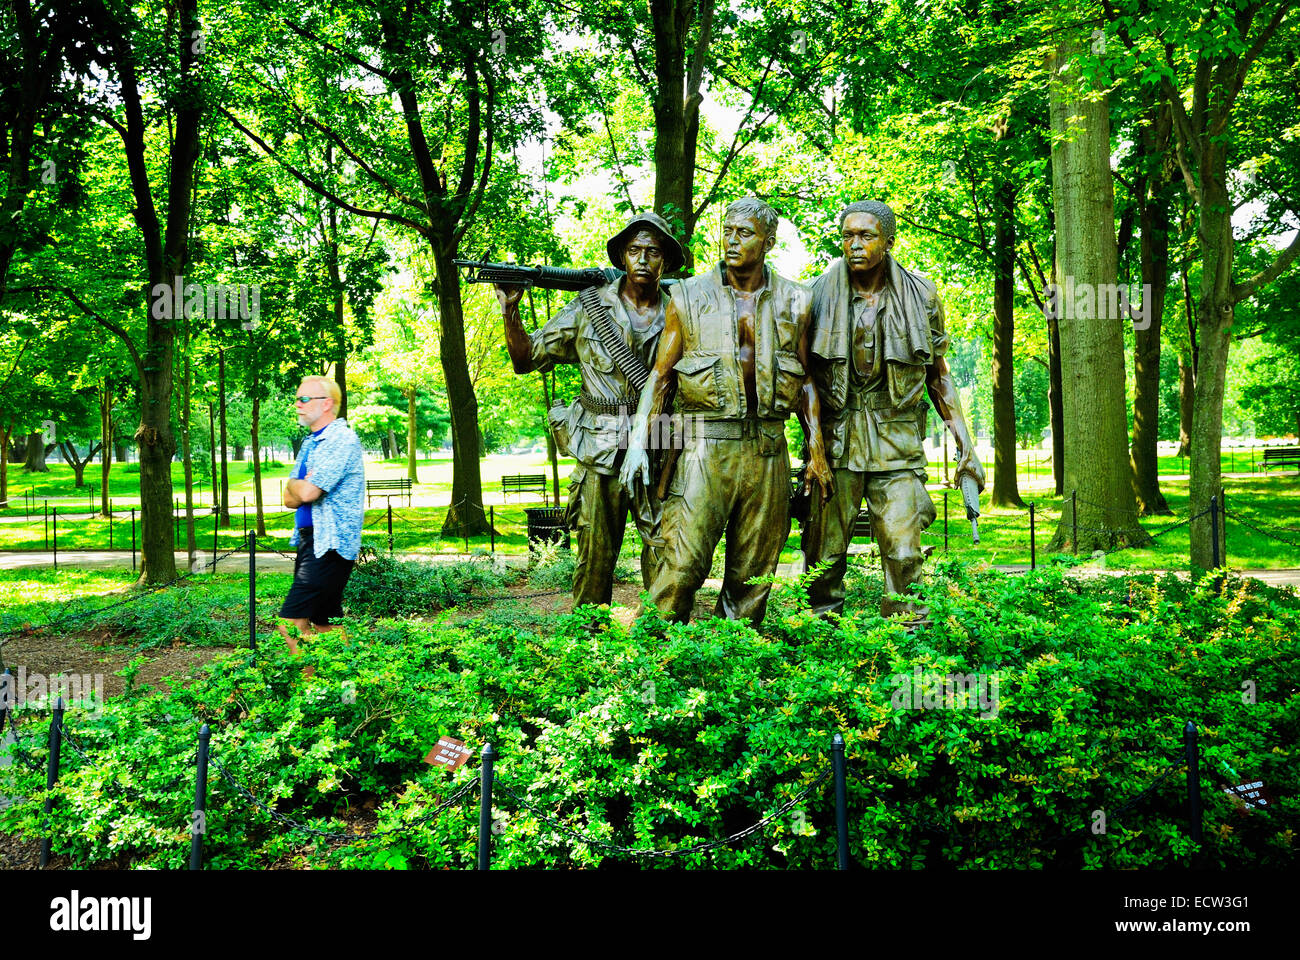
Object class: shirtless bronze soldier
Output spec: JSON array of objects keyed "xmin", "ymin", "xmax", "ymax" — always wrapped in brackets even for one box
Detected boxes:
[{"xmin": 621, "ymin": 197, "xmax": 833, "ymax": 626}]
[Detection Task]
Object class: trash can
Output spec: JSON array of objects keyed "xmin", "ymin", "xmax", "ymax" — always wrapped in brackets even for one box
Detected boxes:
[{"xmin": 525, "ymin": 506, "xmax": 570, "ymax": 552}]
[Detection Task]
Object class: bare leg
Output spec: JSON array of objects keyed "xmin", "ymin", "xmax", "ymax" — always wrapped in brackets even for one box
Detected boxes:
[{"xmin": 277, "ymin": 618, "xmax": 316, "ymax": 676}]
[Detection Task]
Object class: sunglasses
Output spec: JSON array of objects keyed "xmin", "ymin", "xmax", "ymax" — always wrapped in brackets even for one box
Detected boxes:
[{"xmin": 295, "ymin": 395, "xmax": 327, "ymax": 404}]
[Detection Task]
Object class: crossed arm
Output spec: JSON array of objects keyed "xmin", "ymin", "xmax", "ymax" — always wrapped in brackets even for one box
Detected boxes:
[{"xmin": 283, "ymin": 473, "xmax": 324, "ymax": 509}]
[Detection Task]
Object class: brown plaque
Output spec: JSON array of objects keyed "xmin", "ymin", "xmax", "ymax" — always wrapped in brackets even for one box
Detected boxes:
[
  {"xmin": 1222, "ymin": 779, "xmax": 1272, "ymax": 812},
  {"xmin": 424, "ymin": 735, "xmax": 473, "ymax": 771}
]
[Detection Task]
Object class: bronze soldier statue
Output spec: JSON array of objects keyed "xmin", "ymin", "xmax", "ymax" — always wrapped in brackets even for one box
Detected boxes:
[
  {"xmin": 621, "ymin": 197, "xmax": 833, "ymax": 626},
  {"xmin": 496, "ymin": 211, "xmax": 684, "ymax": 607},
  {"xmin": 803, "ymin": 200, "xmax": 985, "ymax": 621}
]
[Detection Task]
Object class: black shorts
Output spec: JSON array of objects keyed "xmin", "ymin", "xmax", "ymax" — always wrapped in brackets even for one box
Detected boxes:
[{"xmin": 279, "ymin": 527, "xmax": 355, "ymax": 625}]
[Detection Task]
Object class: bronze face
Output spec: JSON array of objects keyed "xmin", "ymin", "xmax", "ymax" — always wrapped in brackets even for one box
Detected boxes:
[
  {"xmin": 622, "ymin": 228, "xmax": 667, "ymax": 285},
  {"xmin": 722, "ymin": 213, "xmax": 774, "ymax": 271},
  {"xmin": 841, "ymin": 212, "xmax": 893, "ymax": 275}
]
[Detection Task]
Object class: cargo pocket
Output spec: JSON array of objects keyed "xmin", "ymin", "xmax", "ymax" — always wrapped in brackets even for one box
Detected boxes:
[
  {"xmin": 773, "ymin": 351, "xmax": 806, "ymax": 411},
  {"xmin": 547, "ymin": 401, "xmax": 576, "ymax": 458},
  {"xmin": 673, "ymin": 353, "xmax": 722, "ymax": 411},
  {"xmin": 564, "ymin": 465, "xmax": 586, "ymax": 529},
  {"xmin": 874, "ymin": 407, "xmax": 923, "ymax": 464}
]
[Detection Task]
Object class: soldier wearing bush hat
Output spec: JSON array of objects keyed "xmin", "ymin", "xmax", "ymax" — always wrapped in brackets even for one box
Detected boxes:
[{"xmin": 494, "ymin": 211, "xmax": 684, "ymax": 608}]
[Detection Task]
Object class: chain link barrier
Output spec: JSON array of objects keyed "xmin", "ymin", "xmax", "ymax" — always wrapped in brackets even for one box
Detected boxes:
[
  {"xmin": 1223, "ymin": 507, "xmax": 1300, "ymax": 551},
  {"xmin": 493, "ymin": 767, "xmax": 831, "ymax": 860},
  {"xmin": 208, "ymin": 748, "xmax": 477, "ymax": 842}
]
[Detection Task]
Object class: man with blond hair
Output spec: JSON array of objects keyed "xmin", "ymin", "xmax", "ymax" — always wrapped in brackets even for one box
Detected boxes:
[{"xmin": 278, "ymin": 375, "xmax": 365, "ymax": 665}]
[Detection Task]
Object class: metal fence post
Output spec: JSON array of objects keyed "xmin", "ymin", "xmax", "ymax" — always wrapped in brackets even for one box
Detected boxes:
[
  {"xmin": 943, "ymin": 491, "xmax": 949, "ymax": 552},
  {"xmin": 212, "ymin": 510, "xmax": 219, "ymax": 573},
  {"xmin": 39, "ymin": 697, "xmax": 65, "ymax": 868},
  {"xmin": 190, "ymin": 724, "xmax": 211, "ymax": 870},
  {"xmin": 387, "ymin": 501, "xmax": 394, "ymax": 557},
  {"xmin": 489, "ymin": 505, "xmax": 495, "ymax": 555},
  {"xmin": 832, "ymin": 733, "xmax": 849, "ymax": 871},
  {"xmin": 1184, "ymin": 720, "xmax": 1203, "ymax": 868},
  {"xmin": 478, "ymin": 742, "xmax": 497, "ymax": 870},
  {"xmin": 52, "ymin": 507, "xmax": 57, "ymax": 572},
  {"xmin": 43, "ymin": 499, "xmax": 48, "ymax": 549},
  {"xmin": 1029, "ymin": 502, "xmax": 1036, "ymax": 570},
  {"xmin": 248, "ymin": 532, "xmax": 257, "ymax": 652},
  {"xmin": 131, "ymin": 507, "xmax": 136, "ymax": 572}
]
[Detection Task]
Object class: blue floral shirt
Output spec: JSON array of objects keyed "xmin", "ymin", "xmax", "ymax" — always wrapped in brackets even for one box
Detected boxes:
[{"xmin": 288, "ymin": 417, "xmax": 365, "ymax": 561}]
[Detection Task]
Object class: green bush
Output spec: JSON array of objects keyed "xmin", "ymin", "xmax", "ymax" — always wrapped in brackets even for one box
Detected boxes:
[
  {"xmin": 2, "ymin": 559, "xmax": 1296, "ymax": 869},
  {"xmin": 343, "ymin": 554, "xmax": 515, "ymax": 617}
]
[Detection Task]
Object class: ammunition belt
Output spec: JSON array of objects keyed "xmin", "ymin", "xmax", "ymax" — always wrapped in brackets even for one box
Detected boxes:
[{"xmin": 579, "ymin": 393, "xmax": 639, "ymax": 415}]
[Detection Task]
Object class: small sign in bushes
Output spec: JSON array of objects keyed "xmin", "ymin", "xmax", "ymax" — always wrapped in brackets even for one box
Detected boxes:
[
  {"xmin": 425, "ymin": 735, "xmax": 473, "ymax": 771},
  {"xmin": 1222, "ymin": 779, "xmax": 1271, "ymax": 812}
]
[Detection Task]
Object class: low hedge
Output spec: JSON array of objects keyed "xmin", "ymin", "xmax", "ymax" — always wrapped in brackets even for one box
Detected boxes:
[{"xmin": 1, "ymin": 557, "xmax": 1295, "ymax": 869}]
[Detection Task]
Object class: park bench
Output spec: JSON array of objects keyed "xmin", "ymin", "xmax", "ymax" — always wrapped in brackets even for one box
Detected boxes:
[
  {"xmin": 1259, "ymin": 448, "xmax": 1300, "ymax": 471},
  {"xmin": 501, "ymin": 473, "xmax": 549, "ymax": 505},
  {"xmin": 365, "ymin": 477, "xmax": 413, "ymax": 507}
]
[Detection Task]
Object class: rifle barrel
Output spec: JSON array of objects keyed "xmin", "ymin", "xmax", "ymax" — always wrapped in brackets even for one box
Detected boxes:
[{"xmin": 455, "ymin": 260, "xmax": 679, "ymax": 291}]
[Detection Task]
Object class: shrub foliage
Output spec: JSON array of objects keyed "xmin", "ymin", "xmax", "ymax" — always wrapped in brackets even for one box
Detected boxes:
[{"xmin": 2, "ymin": 558, "xmax": 1296, "ymax": 869}]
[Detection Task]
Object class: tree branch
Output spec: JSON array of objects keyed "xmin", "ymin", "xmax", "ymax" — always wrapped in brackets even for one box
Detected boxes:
[
  {"xmin": 218, "ymin": 105, "xmax": 428, "ymax": 235},
  {"xmin": 60, "ymin": 287, "xmax": 144, "ymax": 377},
  {"xmin": 282, "ymin": 19, "xmax": 395, "ymax": 82},
  {"xmin": 895, "ymin": 211, "xmax": 991, "ymax": 256},
  {"xmin": 1231, "ymin": 217, "xmax": 1300, "ymax": 302},
  {"xmin": 451, "ymin": 63, "xmax": 496, "ymax": 248}
]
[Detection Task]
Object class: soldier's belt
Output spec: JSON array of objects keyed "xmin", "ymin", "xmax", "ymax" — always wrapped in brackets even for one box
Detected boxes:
[
  {"xmin": 579, "ymin": 393, "xmax": 639, "ymax": 415},
  {"xmin": 690, "ymin": 418, "xmax": 785, "ymax": 440},
  {"xmin": 843, "ymin": 391, "xmax": 902, "ymax": 412}
]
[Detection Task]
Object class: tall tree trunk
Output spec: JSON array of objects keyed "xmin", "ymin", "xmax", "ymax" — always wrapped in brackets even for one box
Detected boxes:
[
  {"xmin": 0, "ymin": 422, "xmax": 10, "ymax": 509},
  {"xmin": 123, "ymin": 0, "xmax": 201, "ymax": 585},
  {"xmin": 1176, "ymin": 354, "xmax": 1194, "ymax": 459},
  {"xmin": 405, "ymin": 385, "xmax": 418, "ymax": 482},
  {"xmin": 326, "ymin": 194, "xmax": 349, "ymax": 418},
  {"xmin": 208, "ymin": 402, "xmax": 217, "ymax": 512},
  {"xmin": 181, "ymin": 313, "xmax": 196, "ymax": 564},
  {"xmin": 431, "ymin": 245, "xmax": 488, "ymax": 535},
  {"xmin": 1130, "ymin": 104, "xmax": 1173, "ymax": 515},
  {"xmin": 1188, "ymin": 155, "xmax": 1233, "ymax": 572},
  {"xmin": 0, "ymin": 3, "xmax": 67, "ymax": 301},
  {"xmin": 219, "ymin": 347, "xmax": 231, "ymax": 527},
  {"xmin": 650, "ymin": 0, "xmax": 711, "ymax": 268},
  {"xmin": 545, "ymin": 370, "xmax": 560, "ymax": 504},
  {"xmin": 1047, "ymin": 38, "xmax": 1148, "ymax": 552},
  {"xmin": 100, "ymin": 377, "xmax": 112, "ymax": 516},
  {"xmin": 1046, "ymin": 309, "xmax": 1065, "ymax": 495},
  {"xmin": 22, "ymin": 429, "xmax": 48, "ymax": 471},
  {"xmin": 114, "ymin": 441, "xmax": 128, "ymax": 463},
  {"xmin": 990, "ymin": 179, "xmax": 1023, "ymax": 507},
  {"xmin": 1177, "ymin": 256, "xmax": 1198, "ymax": 459}
]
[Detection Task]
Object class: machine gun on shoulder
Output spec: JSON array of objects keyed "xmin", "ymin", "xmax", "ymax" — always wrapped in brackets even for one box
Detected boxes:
[{"xmin": 454, "ymin": 259, "xmax": 678, "ymax": 291}]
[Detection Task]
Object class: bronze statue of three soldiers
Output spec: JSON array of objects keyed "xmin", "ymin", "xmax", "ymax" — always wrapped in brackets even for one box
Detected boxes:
[{"xmin": 495, "ymin": 198, "xmax": 983, "ymax": 626}]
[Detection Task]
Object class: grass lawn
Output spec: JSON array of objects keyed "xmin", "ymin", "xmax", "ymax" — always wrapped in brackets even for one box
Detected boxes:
[{"xmin": 2, "ymin": 473, "xmax": 1296, "ymax": 573}]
